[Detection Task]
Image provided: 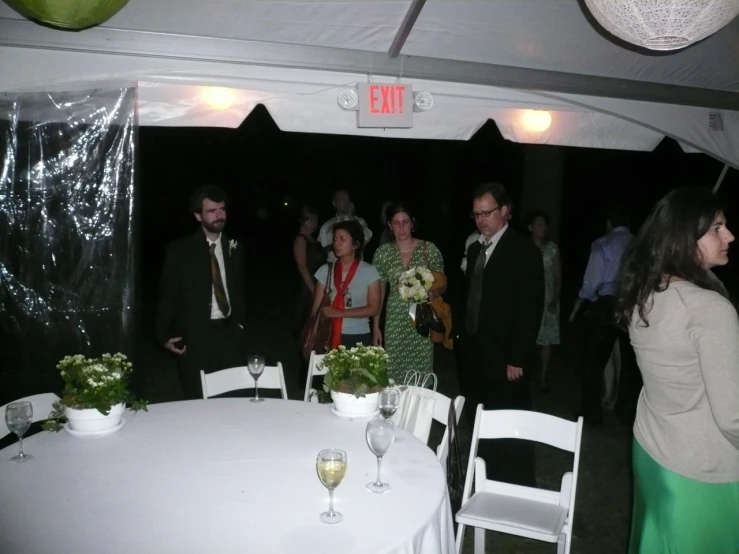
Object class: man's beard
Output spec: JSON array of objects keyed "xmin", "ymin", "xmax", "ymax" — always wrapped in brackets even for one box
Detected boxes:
[{"xmin": 202, "ymin": 219, "xmax": 225, "ymax": 234}]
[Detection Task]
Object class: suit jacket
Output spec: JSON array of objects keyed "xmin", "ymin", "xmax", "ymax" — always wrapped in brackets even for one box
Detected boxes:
[
  {"xmin": 155, "ymin": 230, "xmax": 246, "ymax": 349},
  {"xmin": 463, "ymin": 227, "xmax": 545, "ymax": 378}
]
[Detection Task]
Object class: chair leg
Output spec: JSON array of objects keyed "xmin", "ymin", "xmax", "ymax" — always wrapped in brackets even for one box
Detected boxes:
[
  {"xmin": 455, "ymin": 523, "xmax": 465, "ymax": 554},
  {"xmin": 474, "ymin": 527, "xmax": 485, "ymax": 554},
  {"xmin": 557, "ymin": 532, "xmax": 568, "ymax": 554}
]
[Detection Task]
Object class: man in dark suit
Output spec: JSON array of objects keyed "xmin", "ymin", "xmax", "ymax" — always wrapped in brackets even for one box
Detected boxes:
[
  {"xmin": 457, "ymin": 183, "xmax": 545, "ymax": 487},
  {"xmin": 155, "ymin": 185, "xmax": 247, "ymax": 399}
]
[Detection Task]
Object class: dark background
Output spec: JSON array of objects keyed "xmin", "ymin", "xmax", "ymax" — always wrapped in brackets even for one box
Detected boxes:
[{"xmin": 139, "ymin": 104, "xmax": 738, "ymax": 310}]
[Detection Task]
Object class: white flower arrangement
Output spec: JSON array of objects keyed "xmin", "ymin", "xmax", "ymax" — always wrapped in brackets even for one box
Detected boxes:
[
  {"xmin": 43, "ymin": 352, "xmax": 147, "ymax": 432},
  {"xmin": 320, "ymin": 344, "xmax": 390, "ymax": 398},
  {"xmin": 228, "ymin": 239, "xmax": 237, "ymax": 257},
  {"xmin": 398, "ymin": 266, "xmax": 435, "ymax": 303}
]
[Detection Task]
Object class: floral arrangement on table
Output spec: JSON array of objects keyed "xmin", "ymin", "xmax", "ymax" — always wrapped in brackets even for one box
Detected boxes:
[
  {"xmin": 320, "ymin": 344, "xmax": 390, "ymax": 399},
  {"xmin": 398, "ymin": 266, "xmax": 435, "ymax": 303},
  {"xmin": 43, "ymin": 353, "xmax": 148, "ymax": 432}
]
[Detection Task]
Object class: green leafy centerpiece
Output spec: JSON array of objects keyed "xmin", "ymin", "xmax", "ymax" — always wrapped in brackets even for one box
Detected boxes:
[
  {"xmin": 44, "ymin": 352, "xmax": 147, "ymax": 435},
  {"xmin": 320, "ymin": 344, "xmax": 389, "ymax": 418}
]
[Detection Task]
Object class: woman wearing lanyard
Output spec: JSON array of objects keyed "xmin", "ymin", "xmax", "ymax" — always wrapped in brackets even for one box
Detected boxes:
[{"xmin": 311, "ymin": 220, "xmax": 382, "ymax": 348}]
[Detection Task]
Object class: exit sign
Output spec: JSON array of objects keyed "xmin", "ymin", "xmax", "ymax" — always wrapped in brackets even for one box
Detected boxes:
[{"xmin": 357, "ymin": 83, "xmax": 413, "ymax": 128}]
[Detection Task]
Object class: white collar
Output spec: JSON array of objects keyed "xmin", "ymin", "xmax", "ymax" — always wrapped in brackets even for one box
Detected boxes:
[
  {"xmin": 478, "ymin": 223, "xmax": 508, "ymax": 247},
  {"xmin": 206, "ymin": 233, "xmax": 222, "ymax": 246}
]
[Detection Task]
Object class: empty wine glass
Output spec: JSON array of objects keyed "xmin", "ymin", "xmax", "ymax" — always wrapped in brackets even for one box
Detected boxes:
[
  {"xmin": 248, "ymin": 354, "xmax": 265, "ymax": 403},
  {"xmin": 316, "ymin": 448, "xmax": 347, "ymax": 524},
  {"xmin": 5, "ymin": 401, "xmax": 33, "ymax": 463},
  {"xmin": 378, "ymin": 388, "xmax": 400, "ymax": 421},
  {"xmin": 366, "ymin": 418, "xmax": 395, "ymax": 493}
]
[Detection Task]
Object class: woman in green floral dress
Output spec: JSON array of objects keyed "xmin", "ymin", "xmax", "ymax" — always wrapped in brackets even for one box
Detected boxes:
[{"xmin": 372, "ymin": 202, "xmax": 445, "ymax": 383}]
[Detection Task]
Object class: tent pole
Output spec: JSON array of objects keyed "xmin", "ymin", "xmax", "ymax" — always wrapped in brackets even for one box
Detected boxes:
[
  {"xmin": 388, "ymin": 0, "xmax": 428, "ymax": 58},
  {"xmin": 713, "ymin": 164, "xmax": 730, "ymax": 193}
]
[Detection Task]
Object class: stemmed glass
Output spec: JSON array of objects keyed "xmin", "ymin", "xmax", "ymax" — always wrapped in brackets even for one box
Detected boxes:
[
  {"xmin": 316, "ymin": 448, "xmax": 347, "ymax": 524},
  {"xmin": 248, "ymin": 354, "xmax": 265, "ymax": 403},
  {"xmin": 378, "ymin": 388, "xmax": 400, "ymax": 421},
  {"xmin": 366, "ymin": 418, "xmax": 395, "ymax": 493},
  {"xmin": 5, "ymin": 401, "xmax": 33, "ymax": 463}
]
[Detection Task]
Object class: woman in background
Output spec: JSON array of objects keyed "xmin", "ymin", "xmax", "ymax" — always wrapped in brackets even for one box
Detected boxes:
[
  {"xmin": 311, "ymin": 220, "xmax": 381, "ymax": 347},
  {"xmin": 617, "ymin": 187, "xmax": 738, "ymax": 553},
  {"xmin": 528, "ymin": 211, "xmax": 561, "ymax": 391},
  {"xmin": 292, "ymin": 205, "xmax": 326, "ymax": 336}
]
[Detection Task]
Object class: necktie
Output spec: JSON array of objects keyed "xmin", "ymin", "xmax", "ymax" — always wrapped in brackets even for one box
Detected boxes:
[
  {"xmin": 209, "ymin": 243, "xmax": 230, "ymax": 317},
  {"xmin": 465, "ymin": 241, "xmax": 493, "ymax": 335}
]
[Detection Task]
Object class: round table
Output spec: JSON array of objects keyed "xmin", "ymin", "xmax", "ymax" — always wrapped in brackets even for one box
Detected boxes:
[{"xmin": 0, "ymin": 399, "xmax": 455, "ymax": 554}]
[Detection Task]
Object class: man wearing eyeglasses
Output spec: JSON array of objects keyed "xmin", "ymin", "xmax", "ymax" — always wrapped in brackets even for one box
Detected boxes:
[{"xmin": 457, "ymin": 183, "xmax": 544, "ymax": 487}]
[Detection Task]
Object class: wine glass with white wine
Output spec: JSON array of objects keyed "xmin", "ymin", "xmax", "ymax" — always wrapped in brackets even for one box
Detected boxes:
[
  {"xmin": 5, "ymin": 401, "xmax": 33, "ymax": 463},
  {"xmin": 247, "ymin": 354, "xmax": 265, "ymax": 403},
  {"xmin": 316, "ymin": 448, "xmax": 347, "ymax": 524},
  {"xmin": 366, "ymin": 418, "xmax": 395, "ymax": 493}
]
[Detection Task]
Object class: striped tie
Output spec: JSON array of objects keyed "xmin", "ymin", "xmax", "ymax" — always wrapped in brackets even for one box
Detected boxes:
[{"xmin": 209, "ymin": 243, "xmax": 230, "ymax": 317}]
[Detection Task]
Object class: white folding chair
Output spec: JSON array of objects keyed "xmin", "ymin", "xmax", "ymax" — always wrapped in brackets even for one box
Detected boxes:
[
  {"xmin": 455, "ymin": 406, "xmax": 583, "ymax": 554},
  {"xmin": 303, "ymin": 351, "xmax": 327, "ymax": 403},
  {"xmin": 433, "ymin": 392, "xmax": 465, "ymax": 471},
  {"xmin": 0, "ymin": 392, "xmax": 60, "ymax": 439},
  {"xmin": 201, "ymin": 363, "xmax": 288, "ymax": 400}
]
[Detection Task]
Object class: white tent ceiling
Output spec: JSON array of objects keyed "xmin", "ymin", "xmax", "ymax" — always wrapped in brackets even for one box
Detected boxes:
[{"xmin": 1, "ymin": 0, "xmax": 738, "ymax": 165}]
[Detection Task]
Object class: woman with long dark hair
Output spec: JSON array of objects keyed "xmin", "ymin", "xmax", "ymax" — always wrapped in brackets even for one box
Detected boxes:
[
  {"xmin": 617, "ymin": 187, "xmax": 738, "ymax": 553},
  {"xmin": 372, "ymin": 201, "xmax": 445, "ymax": 382}
]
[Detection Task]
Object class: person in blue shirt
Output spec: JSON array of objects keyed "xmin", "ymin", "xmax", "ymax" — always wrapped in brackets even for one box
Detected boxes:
[{"xmin": 571, "ymin": 206, "xmax": 637, "ymax": 425}]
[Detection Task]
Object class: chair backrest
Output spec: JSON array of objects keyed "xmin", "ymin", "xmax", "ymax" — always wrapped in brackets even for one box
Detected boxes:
[
  {"xmin": 435, "ymin": 393, "xmax": 465, "ymax": 467},
  {"xmin": 476, "ymin": 408, "xmax": 580, "ymax": 452},
  {"xmin": 303, "ymin": 351, "xmax": 327, "ymax": 402},
  {"xmin": 201, "ymin": 363, "xmax": 288, "ymax": 400},
  {"xmin": 0, "ymin": 392, "xmax": 60, "ymax": 439}
]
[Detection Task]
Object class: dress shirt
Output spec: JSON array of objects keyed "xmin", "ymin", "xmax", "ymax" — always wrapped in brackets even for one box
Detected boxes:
[
  {"xmin": 578, "ymin": 226, "xmax": 632, "ymax": 301},
  {"xmin": 478, "ymin": 224, "xmax": 508, "ymax": 267},
  {"xmin": 207, "ymin": 234, "xmax": 230, "ymax": 319},
  {"xmin": 460, "ymin": 231, "xmax": 480, "ymax": 273},
  {"xmin": 318, "ymin": 214, "xmax": 374, "ymax": 262}
]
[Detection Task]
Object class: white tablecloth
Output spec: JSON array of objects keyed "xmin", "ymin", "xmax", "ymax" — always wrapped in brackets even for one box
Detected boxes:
[{"xmin": 0, "ymin": 399, "xmax": 455, "ymax": 554}]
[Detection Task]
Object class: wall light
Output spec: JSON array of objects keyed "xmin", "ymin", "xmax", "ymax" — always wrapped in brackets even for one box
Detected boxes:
[
  {"xmin": 413, "ymin": 91, "xmax": 433, "ymax": 112},
  {"xmin": 520, "ymin": 109, "xmax": 552, "ymax": 133},
  {"xmin": 202, "ymin": 87, "xmax": 235, "ymax": 111},
  {"xmin": 337, "ymin": 88, "xmax": 359, "ymax": 111}
]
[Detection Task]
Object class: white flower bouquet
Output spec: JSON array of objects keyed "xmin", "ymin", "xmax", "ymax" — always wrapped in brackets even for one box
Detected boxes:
[{"xmin": 398, "ymin": 266, "xmax": 435, "ymax": 303}]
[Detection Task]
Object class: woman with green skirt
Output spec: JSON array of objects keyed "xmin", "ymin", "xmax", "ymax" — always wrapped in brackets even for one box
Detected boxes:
[{"xmin": 617, "ymin": 187, "xmax": 739, "ymax": 554}]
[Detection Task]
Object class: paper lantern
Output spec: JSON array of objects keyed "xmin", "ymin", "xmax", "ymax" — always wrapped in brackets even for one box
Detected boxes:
[
  {"xmin": 6, "ymin": 0, "xmax": 129, "ymax": 30},
  {"xmin": 584, "ymin": 0, "xmax": 739, "ymax": 51}
]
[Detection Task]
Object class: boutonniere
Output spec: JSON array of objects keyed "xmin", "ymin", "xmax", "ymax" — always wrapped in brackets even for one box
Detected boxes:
[{"xmin": 228, "ymin": 239, "xmax": 237, "ymax": 257}]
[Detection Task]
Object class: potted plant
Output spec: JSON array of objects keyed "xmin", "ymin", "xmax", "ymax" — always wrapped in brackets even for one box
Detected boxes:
[
  {"xmin": 43, "ymin": 353, "xmax": 147, "ymax": 434},
  {"xmin": 321, "ymin": 344, "xmax": 390, "ymax": 417}
]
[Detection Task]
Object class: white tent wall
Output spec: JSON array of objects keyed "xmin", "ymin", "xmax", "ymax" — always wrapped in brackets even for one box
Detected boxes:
[
  {"xmin": 1, "ymin": 0, "xmax": 738, "ymax": 166},
  {"xmin": 0, "ymin": 43, "xmax": 726, "ymax": 164}
]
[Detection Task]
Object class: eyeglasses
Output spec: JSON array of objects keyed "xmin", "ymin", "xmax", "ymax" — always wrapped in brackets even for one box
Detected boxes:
[{"xmin": 470, "ymin": 206, "xmax": 501, "ymax": 220}]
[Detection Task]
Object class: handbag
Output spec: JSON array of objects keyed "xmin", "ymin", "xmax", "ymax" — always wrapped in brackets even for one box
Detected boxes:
[
  {"xmin": 446, "ymin": 398, "xmax": 464, "ymax": 512},
  {"xmin": 300, "ymin": 263, "xmax": 333, "ymax": 361},
  {"xmin": 391, "ymin": 371, "xmax": 437, "ymax": 444},
  {"xmin": 422, "ymin": 242, "xmax": 453, "ymax": 348}
]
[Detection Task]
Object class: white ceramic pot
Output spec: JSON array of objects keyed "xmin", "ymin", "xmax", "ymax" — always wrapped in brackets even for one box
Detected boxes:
[
  {"xmin": 331, "ymin": 391, "xmax": 379, "ymax": 417},
  {"xmin": 64, "ymin": 403, "xmax": 125, "ymax": 433}
]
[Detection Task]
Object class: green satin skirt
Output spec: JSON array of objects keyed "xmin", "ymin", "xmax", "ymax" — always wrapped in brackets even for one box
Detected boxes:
[{"xmin": 629, "ymin": 439, "xmax": 739, "ymax": 554}]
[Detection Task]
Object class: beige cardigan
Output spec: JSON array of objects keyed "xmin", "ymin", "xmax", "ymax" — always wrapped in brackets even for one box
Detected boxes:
[{"xmin": 630, "ymin": 280, "xmax": 739, "ymax": 483}]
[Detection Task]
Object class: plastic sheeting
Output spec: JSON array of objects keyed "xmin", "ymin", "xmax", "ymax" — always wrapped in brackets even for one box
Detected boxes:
[{"xmin": 0, "ymin": 87, "xmax": 137, "ymax": 405}]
